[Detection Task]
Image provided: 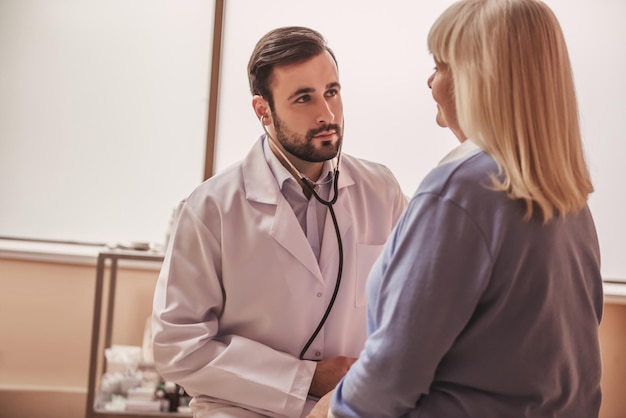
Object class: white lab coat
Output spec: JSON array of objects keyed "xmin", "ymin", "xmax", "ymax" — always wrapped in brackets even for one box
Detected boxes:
[{"xmin": 152, "ymin": 136, "xmax": 407, "ymax": 417}]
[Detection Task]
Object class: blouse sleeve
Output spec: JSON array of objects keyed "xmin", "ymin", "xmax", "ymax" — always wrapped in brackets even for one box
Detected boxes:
[{"xmin": 331, "ymin": 192, "xmax": 493, "ymax": 418}]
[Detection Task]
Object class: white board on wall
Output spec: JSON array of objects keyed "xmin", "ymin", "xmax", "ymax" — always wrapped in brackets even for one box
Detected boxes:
[
  {"xmin": 215, "ymin": 0, "xmax": 626, "ymax": 280},
  {"xmin": 0, "ymin": 0, "xmax": 214, "ymax": 245}
]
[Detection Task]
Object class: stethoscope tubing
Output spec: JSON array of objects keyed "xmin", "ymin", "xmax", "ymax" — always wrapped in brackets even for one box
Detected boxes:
[
  {"xmin": 298, "ymin": 171, "xmax": 343, "ymax": 360},
  {"xmin": 260, "ymin": 119, "xmax": 345, "ymax": 360}
]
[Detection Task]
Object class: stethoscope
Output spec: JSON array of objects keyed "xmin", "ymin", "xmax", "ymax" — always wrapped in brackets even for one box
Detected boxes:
[{"xmin": 260, "ymin": 115, "xmax": 344, "ymax": 360}]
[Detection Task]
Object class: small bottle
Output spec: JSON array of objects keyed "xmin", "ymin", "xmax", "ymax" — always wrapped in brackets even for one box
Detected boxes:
[
  {"xmin": 164, "ymin": 381, "xmax": 179, "ymax": 412},
  {"xmin": 155, "ymin": 383, "xmax": 169, "ymax": 412}
]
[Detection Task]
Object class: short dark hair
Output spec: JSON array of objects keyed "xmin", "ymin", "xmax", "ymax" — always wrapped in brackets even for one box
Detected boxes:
[{"xmin": 247, "ymin": 26, "xmax": 337, "ymax": 109}]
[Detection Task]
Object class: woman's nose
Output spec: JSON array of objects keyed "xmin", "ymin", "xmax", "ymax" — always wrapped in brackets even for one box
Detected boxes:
[{"xmin": 427, "ymin": 72, "xmax": 434, "ymax": 89}]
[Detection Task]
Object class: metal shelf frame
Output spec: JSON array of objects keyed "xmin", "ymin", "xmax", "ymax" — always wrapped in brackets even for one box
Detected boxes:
[{"xmin": 85, "ymin": 250, "xmax": 190, "ymax": 418}]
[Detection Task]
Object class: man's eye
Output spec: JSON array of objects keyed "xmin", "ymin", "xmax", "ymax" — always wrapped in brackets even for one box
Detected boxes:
[
  {"xmin": 295, "ymin": 95, "xmax": 310, "ymax": 103},
  {"xmin": 326, "ymin": 89, "xmax": 338, "ymax": 97}
]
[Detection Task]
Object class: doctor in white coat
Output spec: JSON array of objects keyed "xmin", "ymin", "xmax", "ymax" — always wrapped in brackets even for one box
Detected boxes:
[{"xmin": 152, "ymin": 26, "xmax": 407, "ymax": 418}]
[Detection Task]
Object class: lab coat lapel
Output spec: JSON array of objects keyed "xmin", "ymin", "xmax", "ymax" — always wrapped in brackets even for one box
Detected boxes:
[
  {"xmin": 242, "ymin": 137, "xmax": 322, "ymax": 280},
  {"xmin": 271, "ymin": 198, "xmax": 322, "ymax": 280}
]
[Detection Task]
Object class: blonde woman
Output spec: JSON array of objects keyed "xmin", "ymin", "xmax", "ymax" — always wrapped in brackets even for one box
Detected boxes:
[{"xmin": 308, "ymin": 0, "xmax": 602, "ymax": 417}]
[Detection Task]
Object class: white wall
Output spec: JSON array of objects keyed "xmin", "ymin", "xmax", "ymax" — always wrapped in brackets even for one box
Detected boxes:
[
  {"xmin": 0, "ymin": 0, "xmax": 214, "ymax": 245},
  {"xmin": 1, "ymin": 0, "xmax": 625, "ymax": 279},
  {"xmin": 215, "ymin": 0, "xmax": 626, "ymax": 280}
]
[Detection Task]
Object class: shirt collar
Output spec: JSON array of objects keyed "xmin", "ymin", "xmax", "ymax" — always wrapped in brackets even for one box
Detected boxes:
[
  {"xmin": 263, "ymin": 135, "xmax": 335, "ymax": 189},
  {"xmin": 438, "ymin": 139, "xmax": 481, "ymax": 166}
]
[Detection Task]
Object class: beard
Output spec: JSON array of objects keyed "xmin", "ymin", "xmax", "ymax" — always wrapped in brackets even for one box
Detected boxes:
[{"xmin": 272, "ymin": 112, "xmax": 343, "ymax": 163}]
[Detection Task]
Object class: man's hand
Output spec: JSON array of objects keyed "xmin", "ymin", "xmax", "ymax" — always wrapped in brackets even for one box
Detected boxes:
[
  {"xmin": 307, "ymin": 390, "xmax": 334, "ymax": 418},
  {"xmin": 309, "ymin": 356, "xmax": 356, "ymax": 398}
]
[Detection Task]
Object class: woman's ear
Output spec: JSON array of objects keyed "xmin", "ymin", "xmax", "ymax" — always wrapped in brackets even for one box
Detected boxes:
[{"xmin": 252, "ymin": 95, "xmax": 271, "ymax": 125}]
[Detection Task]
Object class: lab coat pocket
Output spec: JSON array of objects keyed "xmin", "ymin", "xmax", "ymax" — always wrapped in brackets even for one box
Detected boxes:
[{"xmin": 355, "ymin": 243, "xmax": 384, "ymax": 307}]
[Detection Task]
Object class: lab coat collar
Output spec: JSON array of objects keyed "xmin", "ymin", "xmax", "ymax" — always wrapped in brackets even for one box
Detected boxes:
[{"xmin": 242, "ymin": 136, "xmax": 283, "ymax": 205}]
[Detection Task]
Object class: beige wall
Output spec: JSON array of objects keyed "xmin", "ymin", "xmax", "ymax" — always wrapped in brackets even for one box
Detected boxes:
[
  {"xmin": 598, "ymin": 303, "xmax": 626, "ymax": 418},
  {"xmin": 1, "ymin": 256, "xmax": 625, "ymax": 418},
  {"xmin": 0, "ymin": 256, "xmax": 159, "ymax": 418}
]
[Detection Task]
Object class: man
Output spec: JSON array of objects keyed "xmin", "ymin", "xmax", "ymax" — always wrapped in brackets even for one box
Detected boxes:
[{"xmin": 152, "ymin": 26, "xmax": 407, "ymax": 418}]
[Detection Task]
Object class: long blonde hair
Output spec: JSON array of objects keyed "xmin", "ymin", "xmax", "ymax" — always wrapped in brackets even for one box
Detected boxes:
[{"xmin": 428, "ymin": 0, "xmax": 593, "ymax": 222}]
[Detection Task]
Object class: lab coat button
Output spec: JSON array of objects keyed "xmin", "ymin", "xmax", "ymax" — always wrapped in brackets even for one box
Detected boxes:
[
  {"xmin": 315, "ymin": 351, "xmax": 321, "ymax": 357},
  {"xmin": 316, "ymin": 292, "xmax": 322, "ymax": 297}
]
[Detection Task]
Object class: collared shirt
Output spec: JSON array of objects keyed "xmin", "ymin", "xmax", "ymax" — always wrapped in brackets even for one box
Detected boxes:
[{"xmin": 263, "ymin": 136, "xmax": 335, "ymax": 261}]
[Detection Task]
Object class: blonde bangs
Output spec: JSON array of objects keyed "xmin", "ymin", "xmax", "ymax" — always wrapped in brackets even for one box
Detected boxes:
[{"xmin": 427, "ymin": 1, "xmax": 470, "ymax": 65}]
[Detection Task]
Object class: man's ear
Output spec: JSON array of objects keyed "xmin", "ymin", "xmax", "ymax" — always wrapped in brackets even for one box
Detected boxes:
[{"xmin": 252, "ymin": 95, "xmax": 271, "ymax": 125}]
